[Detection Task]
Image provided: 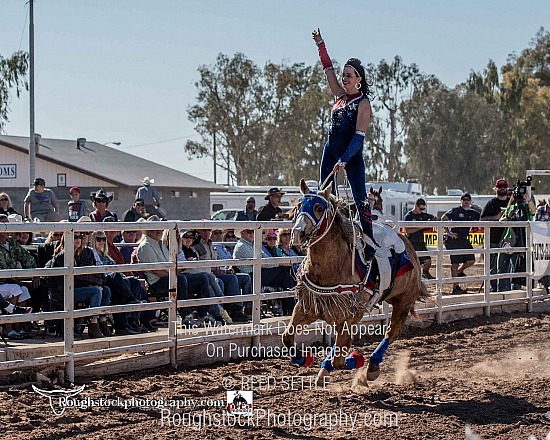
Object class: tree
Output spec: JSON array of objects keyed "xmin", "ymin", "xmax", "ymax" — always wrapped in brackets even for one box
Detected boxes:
[
  {"xmin": 261, "ymin": 62, "xmax": 330, "ymax": 185},
  {"xmin": 0, "ymin": 51, "xmax": 29, "ymax": 132},
  {"xmin": 185, "ymin": 53, "xmax": 268, "ymax": 185},
  {"xmin": 402, "ymin": 86, "xmax": 510, "ymax": 194},
  {"xmin": 186, "ymin": 53, "xmax": 331, "ymax": 185},
  {"xmin": 467, "ymin": 59, "xmax": 500, "ymax": 105},
  {"xmin": 500, "ymin": 28, "xmax": 550, "ymax": 188},
  {"xmin": 366, "ymin": 56, "xmax": 433, "ymax": 181}
]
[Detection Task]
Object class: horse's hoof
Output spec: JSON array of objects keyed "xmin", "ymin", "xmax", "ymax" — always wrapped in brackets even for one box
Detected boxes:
[
  {"xmin": 366, "ymin": 362, "xmax": 380, "ymax": 381},
  {"xmin": 316, "ymin": 368, "xmax": 330, "ymax": 388}
]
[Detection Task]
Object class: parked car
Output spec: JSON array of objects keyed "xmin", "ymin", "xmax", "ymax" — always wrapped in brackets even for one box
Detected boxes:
[
  {"xmin": 210, "ymin": 209, "xmax": 240, "ymax": 221},
  {"xmin": 211, "ymin": 206, "xmax": 294, "ymax": 221}
]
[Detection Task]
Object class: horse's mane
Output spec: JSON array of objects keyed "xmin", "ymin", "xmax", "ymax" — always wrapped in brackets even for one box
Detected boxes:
[{"xmin": 328, "ymin": 194, "xmax": 355, "ymax": 244}]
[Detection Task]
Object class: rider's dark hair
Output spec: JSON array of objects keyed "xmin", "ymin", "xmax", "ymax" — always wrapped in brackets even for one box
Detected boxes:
[{"xmin": 344, "ymin": 58, "xmax": 373, "ymax": 98}]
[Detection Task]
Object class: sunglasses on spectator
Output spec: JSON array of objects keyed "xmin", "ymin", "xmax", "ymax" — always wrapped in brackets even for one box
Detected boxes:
[
  {"xmin": 212, "ymin": 230, "xmax": 223, "ymax": 234},
  {"xmin": 95, "ymin": 199, "xmax": 107, "ymax": 203},
  {"xmin": 0, "ymin": 198, "xmax": 8, "ymax": 202},
  {"xmin": 497, "ymin": 186, "xmax": 507, "ymax": 189},
  {"xmin": 266, "ymin": 237, "xmax": 277, "ymax": 241},
  {"xmin": 182, "ymin": 235, "xmax": 194, "ymax": 239},
  {"xmin": 95, "ymin": 237, "xmax": 107, "ymax": 242},
  {"xmin": 247, "ymin": 200, "xmax": 255, "ymax": 204},
  {"xmin": 135, "ymin": 202, "xmax": 144, "ymax": 206},
  {"xmin": 461, "ymin": 198, "xmax": 471, "ymax": 202},
  {"xmin": 74, "ymin": 235, "xmax": 84, "ymax": 240},
  {"xmin": 52, "ymin": 233, "xmax": 63, "ymax": 238}
]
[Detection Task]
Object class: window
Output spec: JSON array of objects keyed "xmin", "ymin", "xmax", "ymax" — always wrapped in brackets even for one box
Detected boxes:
[
  {"xmin": 171, "ymin": 191, "xmax": 180, "ymax": 198},
  {"xmin": 212, "ymin": 204, "xmax": 224, "ymax": 212}
]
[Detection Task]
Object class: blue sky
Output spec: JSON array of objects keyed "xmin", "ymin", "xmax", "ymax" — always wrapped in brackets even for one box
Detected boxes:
[{"xmin": 1, "ymin": 0, "xmax": 548, "ymax": 184}]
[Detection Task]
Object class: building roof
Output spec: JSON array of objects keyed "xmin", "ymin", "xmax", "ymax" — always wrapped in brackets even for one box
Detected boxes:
[{"xmin": 0, "ymin": 134, "xmax": 221, "ymax": 189}]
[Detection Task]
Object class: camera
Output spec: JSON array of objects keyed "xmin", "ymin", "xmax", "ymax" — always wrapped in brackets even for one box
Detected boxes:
[{"xmin": 513, "ymin": 175, "xmax": 532, "ymax": 201}]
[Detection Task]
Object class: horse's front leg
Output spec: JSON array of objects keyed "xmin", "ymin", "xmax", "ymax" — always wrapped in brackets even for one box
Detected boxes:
[
  {"xmin": 366, "ymin": 299, "xmax": 410, "ymax": 381},
  {"xmin": 316, "ymin": 321, "xmax": 365, "ymax": 386},
  {"xmin": 282, "ymin": 301, "xmax": 317, "ymax": 367}
]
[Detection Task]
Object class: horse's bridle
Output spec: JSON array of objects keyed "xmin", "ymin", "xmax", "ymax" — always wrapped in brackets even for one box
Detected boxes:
[{"xmin": 294, "ymin": 191, "xmax": 336, "ymax": 248}]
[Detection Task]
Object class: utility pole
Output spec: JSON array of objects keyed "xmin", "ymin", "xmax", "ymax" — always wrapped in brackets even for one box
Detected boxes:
[
  {"xmin": 213, "ymin": 131, "xmax": 217, "ymax": 184},
  {"xmin": 29, "ymin": 0, "xmax": 36, "ymax": 186}
]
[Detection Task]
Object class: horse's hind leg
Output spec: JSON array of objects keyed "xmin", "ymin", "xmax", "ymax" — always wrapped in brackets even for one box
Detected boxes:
[
  {"xmin": 282, "ymin": 302, "xmax": 317, "ymax": 367},
  {"xmin": 366, "ymin": 298, "xmax": 411, "ymax": 381}
]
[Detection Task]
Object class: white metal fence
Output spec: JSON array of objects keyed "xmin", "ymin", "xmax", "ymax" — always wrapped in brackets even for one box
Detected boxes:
[{"xmin": 0, "ymin": 219, "xmax": 547, "ymax": 383}]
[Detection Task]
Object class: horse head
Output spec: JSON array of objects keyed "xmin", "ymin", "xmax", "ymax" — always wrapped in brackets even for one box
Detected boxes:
[
  {"xmin": 291, "ymin": 179, "xmax": 334, "ymax": 247},
  {"xmin": 369, "ymin": 186, "xmax": 383, "ymax": 214}
]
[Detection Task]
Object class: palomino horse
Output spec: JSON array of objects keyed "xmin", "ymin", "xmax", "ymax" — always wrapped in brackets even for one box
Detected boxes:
[{"xmin": 282, "ymin": 179, "xmax": 430, "ymax": 385}]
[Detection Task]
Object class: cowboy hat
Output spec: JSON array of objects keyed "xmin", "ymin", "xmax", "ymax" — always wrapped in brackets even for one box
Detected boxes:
[
  {"xmin": 141, "ymin": 176, "xmax": 155, "ymax": 185},
  {"xmin": 264, "ymin": 187, "xmax": 285, "ymax": 200},
  {"xmin": 180, "ymin": 229, "xmax": 198, "ymax": 238},
  {"xmin": 90, "ymin": 189, "xmax": 113, "ymax": 203}
]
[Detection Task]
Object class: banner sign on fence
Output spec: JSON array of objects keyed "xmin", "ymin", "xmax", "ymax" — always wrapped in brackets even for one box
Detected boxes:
[
  {"xmin": 423, "ymin": 232, "xmax": 485, "ymax": 248},
  {"xmin": 530, "ymin": 221, "xmax": 550, "ymax": 278}
]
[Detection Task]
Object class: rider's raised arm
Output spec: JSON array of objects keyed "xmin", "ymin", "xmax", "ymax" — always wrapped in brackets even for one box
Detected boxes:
[{"xmin": 312, "ymin": 28, "xmax": 346, "ymax": 98}]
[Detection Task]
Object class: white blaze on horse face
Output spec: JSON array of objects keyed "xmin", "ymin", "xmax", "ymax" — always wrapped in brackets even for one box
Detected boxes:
[{"xmin": 291, "ymin": 215, "xmax": 309, "ymax": 246}]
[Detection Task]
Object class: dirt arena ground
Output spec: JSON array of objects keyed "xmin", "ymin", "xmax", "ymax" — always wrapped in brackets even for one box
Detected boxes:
[{"xmin": 0, "ymin": 311, "xmax": 549, "ymax": 439}]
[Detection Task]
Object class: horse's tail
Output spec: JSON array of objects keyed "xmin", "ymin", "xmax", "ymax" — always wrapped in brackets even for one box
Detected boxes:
[{"xmin": 409, "ymin": 280, "xmax": 432, "ymax": 320}]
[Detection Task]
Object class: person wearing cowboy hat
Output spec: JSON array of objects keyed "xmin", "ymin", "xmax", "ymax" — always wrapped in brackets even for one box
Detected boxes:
[
  {"xmin": 136, "ymin": 177, "xmax": 162, "ymax": 217},
  {"xmin": 257, "ymin": 188, "xmax": 286, "ymax": 221},
  {"xmin": 89, "ymin": 189, "xmax": 118, "ymax": 222}
]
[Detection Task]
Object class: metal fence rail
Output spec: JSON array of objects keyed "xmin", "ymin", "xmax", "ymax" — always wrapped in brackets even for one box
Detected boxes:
[{"xmin": 0, "ymin": 219, "xmax": 548, "ymax": 382}]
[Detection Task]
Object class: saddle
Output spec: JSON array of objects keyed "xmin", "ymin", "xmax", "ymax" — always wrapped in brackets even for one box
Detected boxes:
[{"xmin": 355, "ymin": 219, "xmax": 407, "ymax": 308}]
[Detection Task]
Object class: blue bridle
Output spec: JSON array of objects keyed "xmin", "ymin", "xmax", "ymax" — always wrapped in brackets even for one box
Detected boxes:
[{"xmin": 294, "ymin": 191, "xmax": 335, "ymax": 245}]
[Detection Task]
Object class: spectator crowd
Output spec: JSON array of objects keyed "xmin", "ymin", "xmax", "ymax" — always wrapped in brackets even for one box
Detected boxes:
[
  {"xmin": 0, "ymin": 182, "xmax": 304, "ymax": 341},
  {"xmin": 1, "ymin": 177, "xmax": 545, "ymax": 342},
  {"xmin": 405, "ymin": 178, "xmax": 541, "ymax": 295}
]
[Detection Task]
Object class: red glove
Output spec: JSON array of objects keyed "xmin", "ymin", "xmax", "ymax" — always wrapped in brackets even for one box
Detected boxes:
[{"xmin": 317, "ymin": 42, "xmax": 333, "ymax": 70}]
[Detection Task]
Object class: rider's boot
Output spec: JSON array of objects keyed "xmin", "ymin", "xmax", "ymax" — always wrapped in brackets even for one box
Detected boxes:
[{"xmin": 358, "ymin": 198, "xmax": 377, "ymax": 261}]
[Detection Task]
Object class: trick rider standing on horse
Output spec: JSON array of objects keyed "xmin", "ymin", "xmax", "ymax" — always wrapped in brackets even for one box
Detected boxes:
[{"xmin": 313, "ymin": 28, "xmax": 377, "ymax": 261}]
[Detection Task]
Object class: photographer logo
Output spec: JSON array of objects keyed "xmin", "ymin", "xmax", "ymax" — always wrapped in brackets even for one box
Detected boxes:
[
  {"xmin": 226, "ymin": 390, "xmax": 253, "ymax": 415},
  {"xmin": 32, "ymin": 384, "xmax": 86, "ymax": 416}
]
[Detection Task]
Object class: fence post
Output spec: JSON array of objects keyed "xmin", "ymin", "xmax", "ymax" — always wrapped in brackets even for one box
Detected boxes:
[
  {"xmin": 64, "ymin": 229, "xmax": 75, "ymax": 385},
  {"xmin": 252, "ymin": 227, "xmax": 262, "ymax": 348},
  {"xmin": 526, "ymin": 222, "xmax": 533, "ymax": 312},
  {"xmin": 483, "ymin": 225, "xmax": 491, "ymax": 317},
  {"xmin": 168, "ymin": 225, "xmax": 178, "ymax": 368},
  {"xmin": 436, "ymin": 223, "xmax": 444, "ymax": 324}
]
